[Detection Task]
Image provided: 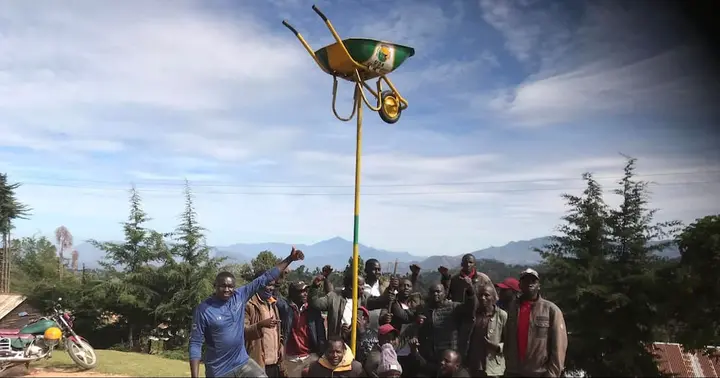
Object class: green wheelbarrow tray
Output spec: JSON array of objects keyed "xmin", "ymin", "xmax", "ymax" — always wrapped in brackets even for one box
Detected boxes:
[{"xmin": 314, "ymin": 38, "xmax": 415, "ymax": 81}]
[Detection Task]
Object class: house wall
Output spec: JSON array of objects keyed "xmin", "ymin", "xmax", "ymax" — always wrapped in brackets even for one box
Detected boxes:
[{"xmin": 0, "ymin": 301, "xmax": 43, "ymax": 330}]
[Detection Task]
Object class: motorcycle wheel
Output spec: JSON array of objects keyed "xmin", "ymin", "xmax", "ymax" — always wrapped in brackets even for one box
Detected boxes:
[{"xmin": 65, "ymin": 338, "xmax": 98, "ymax": 370}]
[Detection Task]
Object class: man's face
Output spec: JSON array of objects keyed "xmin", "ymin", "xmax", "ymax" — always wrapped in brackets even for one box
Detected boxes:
[
  {"xmin": 428, "ymin": 284, "xmax": 445, "ymax": 305},
  {"xmin": 439, "ymin": 350, "xmax": 459, "ymax": 376},
  {"xmin": 378, "ymin": 332, "xmax": 399, "ymax": 348},
  {"xmin": 291, "ymin": 288, "xmax": 308, "ymax": 304},
  {"xmin": 215, "ymin": 277, "xmax": 235, "ymax": 300},
  {"xmin": 326, "ymin": 341, "xmax": 345, "ymax": 366},
  {"xmin": 263, "ymin": 280, "xmax": 276, "ymax": 296},
  {"xmin": 478, "ymin": 286, "xmax": 495, "ymax": 309},
  {"xmin": 399, "ymin": 279, "xmax": 412, "ymax": 298},
  {"xmin": 461, "ymin": 255, "xmax": 475, "ymax": 273},
  {"xmin": 365, "ymin": 261, "xmax": 381, "ymax": 280},
  {"xmin": 357, "ymin": 277, "xmax": 366, "ymax": 297},
  {"xmin": 519, "ymin": 275, "xmax": 540, "ymax": 298}
]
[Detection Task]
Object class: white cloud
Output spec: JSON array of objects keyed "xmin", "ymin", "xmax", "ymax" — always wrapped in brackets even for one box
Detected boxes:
[{"xmin": 475, "ymin": 0, "xmax": 719, "ymax": 127}]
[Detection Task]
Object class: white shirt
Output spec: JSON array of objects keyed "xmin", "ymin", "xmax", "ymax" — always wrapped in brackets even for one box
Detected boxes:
[
  {"xmin": 364, "ymin": 279, "xmax": 381, "ymax": 297},
  {"xmin": 342, "ymin": 298, "xmax": 354, "ymax": 326}
]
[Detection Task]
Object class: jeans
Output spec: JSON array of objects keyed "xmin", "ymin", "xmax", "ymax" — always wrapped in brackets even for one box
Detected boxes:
[{"xmin": 220, "ymin": 358, "xmax": 268, "ymax": 378}]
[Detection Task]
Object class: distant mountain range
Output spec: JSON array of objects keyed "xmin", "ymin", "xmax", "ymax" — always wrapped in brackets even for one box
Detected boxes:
[{"xmin": 72, "ymin": 236, "xmax": 680, "ymax": 273}]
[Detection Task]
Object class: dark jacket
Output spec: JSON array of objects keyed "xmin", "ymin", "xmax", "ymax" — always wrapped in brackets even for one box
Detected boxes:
[
  {"xmin": 308, "ymin": 285, "xmax": 386, "ymax": 339},
  {"xmin": 277, "ymin": 296, "xmax": 327, "ymax": 355},
  {"xmin": 445, "ymin": 271, "xmax": 492, "ymax": 303},
  {"xmin": 416, "ymin": 296, "xmax": 477, "ymax": 362}
]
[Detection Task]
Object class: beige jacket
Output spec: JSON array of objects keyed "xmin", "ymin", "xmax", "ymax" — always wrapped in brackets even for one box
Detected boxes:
[
  {"xmin": 504, "ymin": 296, "xmax": 568, "ymax": 377},
  {"xmin": 244, "ymin": 295, "xmax": 287, "ymax": 376}
]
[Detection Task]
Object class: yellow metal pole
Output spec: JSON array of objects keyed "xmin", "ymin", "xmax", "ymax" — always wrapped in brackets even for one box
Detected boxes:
[{"xmin": 349, "ymin": 84, "xmax": 363, "ymax": 355}]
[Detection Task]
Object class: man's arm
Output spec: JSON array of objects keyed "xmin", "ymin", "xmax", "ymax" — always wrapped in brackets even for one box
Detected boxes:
[
  {"xmin": 455, "ymin": 277, "xmax": 477, "ymax": 318},
  {"xmin": 236, "ymin": 247, "xmax": 304, "ymax": 300},
  {"xmin": 188, "ymin": 306, "xmax": 207, "ymax": 378},
  {"xmin": 308, "ymin": 283, "xmax": 331, "ymax": 311},
  {"xmin": 547, "ymin": 307, "xmax": 568, "ymax": 377}
]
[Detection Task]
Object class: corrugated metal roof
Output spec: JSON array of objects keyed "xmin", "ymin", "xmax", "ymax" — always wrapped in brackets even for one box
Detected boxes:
[
  {"xmin": 651, "ymin": 342, "xmax": 720, "ymax": 377},
  {"xmin": 0, "ymin": 294, "xmax": 27, "ymax": 320}
]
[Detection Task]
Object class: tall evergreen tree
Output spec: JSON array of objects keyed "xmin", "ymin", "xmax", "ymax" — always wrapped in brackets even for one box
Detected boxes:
[
  {"xmin": 88, "ymin": 185, "xmax": 166, "ymax": 347},
  {"xmin": 155, "ymin": 180, "xmax": 225, "ymax": 338},
  {"xmin": 538, "ymin": 158, "xmax": 680, "ymax": 376},
  {"xmin": 0, "ymin": 173, "xmax": 31, "ymax": 293}
]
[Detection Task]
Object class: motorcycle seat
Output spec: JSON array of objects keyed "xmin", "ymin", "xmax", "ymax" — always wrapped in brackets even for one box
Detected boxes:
[{"xmin": 0, "ymin": 329, "xmax": 21, "ymax": 335}]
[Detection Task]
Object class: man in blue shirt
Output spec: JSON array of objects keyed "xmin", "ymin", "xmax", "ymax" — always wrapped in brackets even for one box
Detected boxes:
[{"xmin": 189, "ymin": 246, "xmax": 305, "ymax": 377}]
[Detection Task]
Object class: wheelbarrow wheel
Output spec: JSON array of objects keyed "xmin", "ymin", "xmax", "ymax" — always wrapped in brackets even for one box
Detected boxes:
[{"xmin": 379, "ymin": 90, "xmax": 402, "ymax": 124}]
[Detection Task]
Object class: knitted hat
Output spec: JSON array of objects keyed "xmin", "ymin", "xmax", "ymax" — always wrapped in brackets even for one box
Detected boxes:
[{"xmin": 377, "ymin": 343, "xmax": 402, "ymax": 375}]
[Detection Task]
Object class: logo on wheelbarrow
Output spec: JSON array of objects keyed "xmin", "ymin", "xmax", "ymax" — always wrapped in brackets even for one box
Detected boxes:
[
  {"xmin": 378, "ymin": 45, "xmax": 390, "ymax": 63},
  {"xmin": 368, "ymin": 44, "xmax": 394, "ymax": 73}
]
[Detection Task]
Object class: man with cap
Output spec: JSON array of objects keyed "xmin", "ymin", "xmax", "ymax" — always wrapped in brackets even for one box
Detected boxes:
[
  {"xmin": 281, "ymin": 281, "xmax": 327, "ymax": 378},
  {"xmin": 363, "ymin": 324, "xmax": 401, "ymax": 377},
  {"xmin": 495, "ymin": 277, "xmax": 521, "ymax": 311},
  {"xmin": 504, "ymin": 268, "xmax": 568, "ymax": 377}
]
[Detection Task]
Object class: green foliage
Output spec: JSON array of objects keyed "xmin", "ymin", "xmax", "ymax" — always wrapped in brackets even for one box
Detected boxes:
[
  {"xmin": 537, "ymin": 157, "xmax": 681, "ymax": 376},
  {"xmin": 343, "ymin": 255, "xmax": 364, "ymax": 279},
  {"xmin": 154, "ymin": 181, "xmax": 226, "ymax": 339},
  {"xmin": 664, "ymin": 215, "xmax": 720, "ymax": 352},
  {"xmin": 0, "ymin": 173, "xmax": 32, "ymax": 235},
  {"xmin": 251, "ymin": 250, "xmax": 281, "ymax": 277}
]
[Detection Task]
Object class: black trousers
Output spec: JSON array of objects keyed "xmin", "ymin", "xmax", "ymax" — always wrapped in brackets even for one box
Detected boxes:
[{"xmin": 265, "ymin": 363, "xmax": 281, "ymax": 378}]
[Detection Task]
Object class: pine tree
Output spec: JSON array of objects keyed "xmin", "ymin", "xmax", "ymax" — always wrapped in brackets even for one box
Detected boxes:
[
  {"xmin": 0, "ymin": 173, "xmax": 31, "ymax": 293},
  {"xmin": 538, "ymin": 158, "xmax": 681, "ymax": 376},
  {"xmin": 88, "ymin": 185, "xmax": 166, "ymax": 347},
  {"xmin": 155, "ymin": 180, "xmax": 226, "ymax": 339}
]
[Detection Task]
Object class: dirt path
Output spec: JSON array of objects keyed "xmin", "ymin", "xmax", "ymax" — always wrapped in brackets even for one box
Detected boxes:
[{"xmin": 2, "ymin": 366, "xmax": 129, "ymax": 377}]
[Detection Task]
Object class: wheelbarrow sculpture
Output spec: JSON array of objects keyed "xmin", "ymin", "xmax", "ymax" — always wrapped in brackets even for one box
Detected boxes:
[
  {"xmin": 282, "ymin": 5, "xmax": 414, "ymax": 356},
  {"xmin": 282, "ymin": 5, "xmax": 414, "ymax": 124}
]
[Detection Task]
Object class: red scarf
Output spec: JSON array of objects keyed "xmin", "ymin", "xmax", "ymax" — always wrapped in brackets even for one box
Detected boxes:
[{"xmin": 460, "ymin": 267, "xmax": 477, "ymax": 279}]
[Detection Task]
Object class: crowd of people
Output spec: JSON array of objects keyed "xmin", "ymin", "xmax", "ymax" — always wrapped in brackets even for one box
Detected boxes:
[{"xmin": 188, "ymin": 247, "xmax": 568, "ymax": 378}]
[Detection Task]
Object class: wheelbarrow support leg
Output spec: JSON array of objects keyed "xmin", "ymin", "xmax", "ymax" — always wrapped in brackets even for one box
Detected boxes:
[{"xmin": 281, "ymin": 20, "xmax": 332, "ymax": 75}]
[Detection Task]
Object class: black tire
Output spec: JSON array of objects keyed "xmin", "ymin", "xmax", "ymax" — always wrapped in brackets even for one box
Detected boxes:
[
  {"xmin": 65, "ymin": 338, "xmax": 98, "ymax": 370},
  {"xmin": 379, "ymin": 90, "xmax": 402, "ymax": 124}
]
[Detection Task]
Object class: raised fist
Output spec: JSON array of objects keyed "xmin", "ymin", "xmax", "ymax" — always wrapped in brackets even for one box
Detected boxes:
[
  {"xmin": 289, "ymin": 246, "xmax": 305, "ymax": 261},
  {"xmin": 321, "ymin": 265, "xmax": 333, "ymax": 277},
  {"xmin": 409, "ymin": 264, "xmax": 421, "ymax": 275}
]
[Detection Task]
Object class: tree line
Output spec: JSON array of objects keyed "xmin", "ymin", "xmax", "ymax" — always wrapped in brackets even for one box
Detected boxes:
[{"xmin": 1, "ymin": 157, "xmax": 718, "ymax": 376}]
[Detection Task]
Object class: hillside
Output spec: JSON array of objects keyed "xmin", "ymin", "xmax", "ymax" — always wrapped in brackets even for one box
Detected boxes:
[{"xmin": 73, "ymin": 236, "xmax": 681, "ymax": 273}]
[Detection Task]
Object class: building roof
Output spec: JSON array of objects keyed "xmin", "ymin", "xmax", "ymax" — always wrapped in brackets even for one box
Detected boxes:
[
  {"xmin": 0, "ymin": 294, "xmax": 27, "ymax": 320},
  {"xmin": 651, "ymin": 342, "xmax": 720, "ymax": 377}
]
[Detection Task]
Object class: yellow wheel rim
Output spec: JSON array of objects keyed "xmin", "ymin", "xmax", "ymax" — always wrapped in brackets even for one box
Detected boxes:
[{"xmin": 382, "ymin": 95, "xmax": 399, "ymax": 119}]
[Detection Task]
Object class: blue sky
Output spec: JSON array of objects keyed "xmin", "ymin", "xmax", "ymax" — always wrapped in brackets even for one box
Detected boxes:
[{"xmin": 2, "ymin": 0, "xmax": 719, "ymax": 257}]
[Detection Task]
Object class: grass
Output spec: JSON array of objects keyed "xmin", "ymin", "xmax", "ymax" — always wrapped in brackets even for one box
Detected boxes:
[{"xmin": 36, "ymin": 349, "xmax": 205, "ymax": 377}]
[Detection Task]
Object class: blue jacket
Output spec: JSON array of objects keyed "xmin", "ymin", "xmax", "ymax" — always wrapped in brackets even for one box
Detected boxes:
[
  {"xmin": 189, "ymin": 267, "xmax": 281, "ymax": 377},
  {"xmin": 277, "ymin": 296, "xmax": 327, "ymax": 355}
]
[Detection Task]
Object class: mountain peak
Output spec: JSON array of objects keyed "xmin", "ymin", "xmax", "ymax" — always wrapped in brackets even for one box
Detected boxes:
[{"xmin": 314, "ymin": 236, "xmax": 348, "ymax": 245}]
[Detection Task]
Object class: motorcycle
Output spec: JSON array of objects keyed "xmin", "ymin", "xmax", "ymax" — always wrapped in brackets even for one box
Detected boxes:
[{"xmin": 0, "ymin": 297, "xmax": 97, "ymax": 373}]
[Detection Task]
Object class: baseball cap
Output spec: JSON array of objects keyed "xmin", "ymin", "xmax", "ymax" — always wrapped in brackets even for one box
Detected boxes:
[
  {"xmin": 496, "ymin": 277, "xmax": 520, "ymax": 292},
  {"xmin": 289, "ymin": 281, "xmax": 308, "ymax": 292},
  {"xmin": 378, "ymin": 324, "xmax": 399, "ymax": 336},
  {"xmin": 519, "ymin": 268, "xmax": 540, "ymax": 280}
]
